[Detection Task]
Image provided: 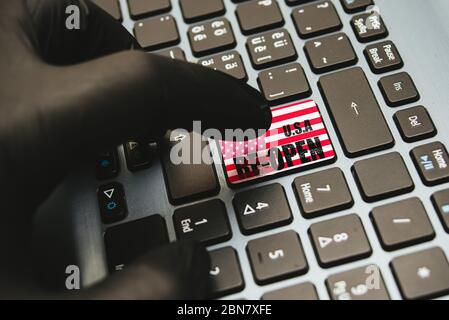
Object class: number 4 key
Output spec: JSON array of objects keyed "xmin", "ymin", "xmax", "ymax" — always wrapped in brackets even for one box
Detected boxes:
[{"xmin": 243, "ymin": 202, "xmax": 270, "ymax": 215}]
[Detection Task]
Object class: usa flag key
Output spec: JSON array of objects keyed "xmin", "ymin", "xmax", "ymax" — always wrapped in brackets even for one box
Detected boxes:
[{"xmin": 220, "ymin": 100, "xmax": 336, "ymax": 185}]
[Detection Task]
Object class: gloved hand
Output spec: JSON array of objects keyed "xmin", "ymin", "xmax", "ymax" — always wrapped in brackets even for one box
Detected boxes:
[{"xmin": 0, "ymin": 0, "xmax": 271, "ymax": 299}]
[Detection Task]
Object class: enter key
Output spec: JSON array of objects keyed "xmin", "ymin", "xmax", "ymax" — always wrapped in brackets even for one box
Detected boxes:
[{"xmin": 318, "ymin": 67, "xmax": 394, "ymax": 157}]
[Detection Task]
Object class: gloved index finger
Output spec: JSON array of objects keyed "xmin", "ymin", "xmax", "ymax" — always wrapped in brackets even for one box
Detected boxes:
[{"xmin": 42, "ymin": 51, "xmax": 271, "ymax": 149}]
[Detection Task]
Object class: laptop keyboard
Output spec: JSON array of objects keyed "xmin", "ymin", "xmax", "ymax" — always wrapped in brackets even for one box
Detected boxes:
[{"xmin": 90, "ymin": 0, "xmax": 449, "ymax": 299}]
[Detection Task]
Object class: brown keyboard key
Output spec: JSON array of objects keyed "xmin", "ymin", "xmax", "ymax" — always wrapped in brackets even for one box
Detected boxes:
[
  {"xmin": 104, "ymin": 215, "xmax": 169, "ymax": 272},
  {"xmin": 92, "ymin": 0, "xmax": 122, "ymax": 21},
  {"xmin": 391, "ymin": 247, "xmax": 449, "ymax": 300},
  {"xmin": 292, "ymin": 1, "xmax": 342, "ymax": 39},
  {"xmin": 262, "ymin": 282, "xmax": 318, "ymax": 300},
  {"xmin": 134, "ymin": 15, "xmax": 180, "ymax": 50},
  {"xmin": 340, "ymin": 0, "xmax": 374, "ymax": 13},
  {"xmin": 371, "ymin": 198, "xmax": 435, "ymax": 251},
  {"xmin": 304, "ymin": 32, "xmax": 358, "ymax": 74},
  {"xmin": 327, "ymin": 265, "xmax": 390, "ymax": 300},
  {"xmin": 309, "ymin": 214, "xmax": 372, "ymax": 268},
  {"xmin": 352, "ymin": 152, "xmax": 414, "ymax": 203},
  {"xmin": 351, "ymin": 12, "xmax": 388, "ymax": 43},
  {"xmin": 188, "ymin": 18, "xmax": 236, "ymax": 57},
  {"xmin": 236, "ymin": 0, "xmax": 284, "ymax": 35},
  {"xmin": 364, "ymin": 40, "xmax": 404, "ymax": 74},
  {"xmin": 411, "ymin": 142, "xmax": 449, "ymax": 186},
  {"xmin": 209, "ymin": 247, "xmax": 245, "ymax": 298},
  {"xmin": 293, "ymin": 168, "xmax": 353, "ymax": 219},
  {"xmin": 247, "ymin": 230, "xmax": 308, "ymax": 285},
  {"xmin": 378, "ymin": 72, "xmax": 420, "ymax": 107},
  {"xmin": 432, "ymin": 189, "xmax": 449, "ymax": 233},
  {"xmin": 156, "ymin": 47, "xmax": 186, "ymax": 61},
  {"xmin": 257, "ymin": 63, "xmax": 311, "ymax": 104},
  {"xmin": 246, "ymin": 28, "xmax": 297, "ymax": 69},
  {"xmin": 127, "ymin": 0, "xmax": 171, "ymax": 19},
  {"xmin": 198, "ymin": 51, "xmax": 247, "ymax": 81},
  {"xmin": 161, "ymin": 131, "xmax": 220, "ymax": 205},
  {"xmin": 173, "ymin": 199, "xmax": 231, "ymax": 246},
  {"xmin": 233, "ymin": 183, "xmax": 293, "ymax": 235},
  {"xmin": 180, "ymin": 0, "xmax": 225, "ymax": 23},
  {"xmin": 394, "ymin": 106, "xmax": 436, "ymax": 143},
  {"xmin": 318, "ymin": 67, "xmax": 394, "ymax": 157}
]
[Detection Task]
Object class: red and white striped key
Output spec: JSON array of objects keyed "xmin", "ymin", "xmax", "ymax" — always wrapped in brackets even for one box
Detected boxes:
[{"xmin": 220, "ymin": 100, "xmax": 335, "ymax": 185}]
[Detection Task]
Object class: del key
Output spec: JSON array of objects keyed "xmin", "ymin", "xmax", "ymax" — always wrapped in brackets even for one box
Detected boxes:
[{"xmin": 319, "ymin": 67, "xmax": 393, "ymax": 157}]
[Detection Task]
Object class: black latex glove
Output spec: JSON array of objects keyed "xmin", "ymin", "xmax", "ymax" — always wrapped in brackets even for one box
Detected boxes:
[{"xmin": 0, "ymin": 0, "xmax": 271, "ymax": 299}]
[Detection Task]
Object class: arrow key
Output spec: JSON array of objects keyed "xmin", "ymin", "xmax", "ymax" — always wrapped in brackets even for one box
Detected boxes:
[{"xmin": 98, "ymin": 182, "xmax": 128, "ymax": 224}]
